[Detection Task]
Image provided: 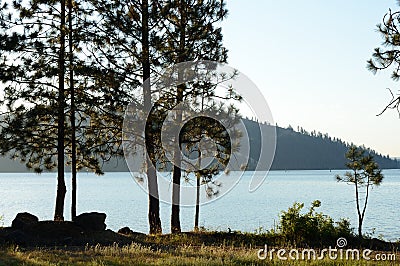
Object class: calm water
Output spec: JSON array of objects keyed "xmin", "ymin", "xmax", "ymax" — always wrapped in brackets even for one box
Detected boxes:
[{"xmin": 0, "ymin": 170, "xmax": 399, "ymax": 241}]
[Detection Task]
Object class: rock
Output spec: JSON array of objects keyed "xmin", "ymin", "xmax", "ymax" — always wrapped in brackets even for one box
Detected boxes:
[
  {"xmin": 5, "ymin": 230, "xmax": 29, "ymax": 245},
  {"xmin": 369, "ymin": 237, "xmax": 391, "ymax": 251},
  {"xmin": 62, "ymin": 236, "xmax": 73, "ymax": 245},
  {"xmin": 25, "ymin": 221, "xmax": 83, "ymax": 238},
  {"xmin": 24, "ymin": 221, "xmax": 84, "ymax": 246},
  {"xmin": 73, "ymin": 212, "xmax": 106, "ymax": 231},
  {"xmin": 11, "ymin": 212, "xmax": 39, "ymax": 230},
  {"xmin": 118, "ymin": 226, "xmax": 134, "ymax": 235}
]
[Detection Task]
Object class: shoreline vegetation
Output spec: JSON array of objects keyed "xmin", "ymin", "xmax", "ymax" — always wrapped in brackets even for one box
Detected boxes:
[
  {"xmin": 0, "ymin": 228, "xmax": 399, "ymax": 265},
  {"xmin": 1, "ymin": 201, "xmax": 399, "ymax": 265}
]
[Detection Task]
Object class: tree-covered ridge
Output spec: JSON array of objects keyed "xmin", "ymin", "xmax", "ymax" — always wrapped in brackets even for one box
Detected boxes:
[
  {"xmin": 221, "ymin": 119, "xmax": 398, "ymax": 170},
  {"xmin": 1, "ymin": 118, "xmax": 397, "ymax": 172},
  {"xmin": 262, "ymin": 121, "xmax": 398, "ymax": 170}
]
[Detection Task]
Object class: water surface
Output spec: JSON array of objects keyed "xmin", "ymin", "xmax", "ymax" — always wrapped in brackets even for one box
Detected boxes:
[{"xmin": 0, "ymin": 170, "xmax": 398, "ymax": 241}]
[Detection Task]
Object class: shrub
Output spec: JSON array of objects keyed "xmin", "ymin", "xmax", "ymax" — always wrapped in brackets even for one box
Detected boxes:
[{"xmin": 279, "ymin": 200, "xmax": 353, "ymax": 247}]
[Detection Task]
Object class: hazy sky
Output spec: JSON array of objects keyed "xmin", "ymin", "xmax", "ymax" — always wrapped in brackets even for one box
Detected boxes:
[{"xmin": 222, "ymin": 0, "xmax": 400, "ymax": 157}]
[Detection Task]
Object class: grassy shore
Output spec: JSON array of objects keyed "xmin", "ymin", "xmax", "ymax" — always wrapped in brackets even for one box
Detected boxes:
[
  {"xmin": 1, "ymin": 206, "xmax": 398, "ymax": 265},
  {"xmin": 0, "ymin": 243, "xmax": 399, "ymax": 266},
  {"xmin": 0, "ymin": 232, "xmax": 399, "ymax": 266}
]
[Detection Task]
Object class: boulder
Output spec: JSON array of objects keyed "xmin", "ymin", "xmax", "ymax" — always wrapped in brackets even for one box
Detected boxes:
[
  {"xmin": 24, "ymin": 221, "xmax": 84, "ymax": 246},
  {"xmin": 118, "ymin": 226, "xmax": 134, "ymax": 235},
  {"xmin": 5, "ymin": 230, "xmax": 28, "ymax": 245},
  {"xmin": 73, "ymin": 212, "xmax": 106, "ymax": 231},
  {"xmin": 11, "ymin": 212, "xmax": 39, "ymax": 230},
  {"xmin": 25, "ymin": 221, "xmax": 83, "ymax": 238}
]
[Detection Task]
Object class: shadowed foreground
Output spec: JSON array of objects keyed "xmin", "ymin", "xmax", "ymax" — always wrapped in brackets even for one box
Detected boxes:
[
  {"xmin": 0, "ymin": 229, "xmax": 399, "ymax": 265},
  {"xmin": 0, "ymin": 243, "xmax": 399, "ymax": 266}
]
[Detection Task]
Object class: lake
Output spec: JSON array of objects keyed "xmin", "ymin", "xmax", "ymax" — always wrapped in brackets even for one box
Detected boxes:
[{"xmin": 0, "ymin": 170, "xmax": 399, "ymax": 241}]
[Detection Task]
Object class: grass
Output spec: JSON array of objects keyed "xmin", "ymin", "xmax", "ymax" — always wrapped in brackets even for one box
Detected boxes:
[
  {"xmin": 0, "ymin": 238, "xmax": 398, "ymax": 265},
  {"xmin": 1, "ymin": 204, "xmax": 398, "ymax": 265}
]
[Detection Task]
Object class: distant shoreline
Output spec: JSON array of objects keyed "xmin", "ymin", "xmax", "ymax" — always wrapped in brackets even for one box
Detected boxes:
[{"xmin": 0, "ymin": 168, "xmax": 399, "ymax": 174}]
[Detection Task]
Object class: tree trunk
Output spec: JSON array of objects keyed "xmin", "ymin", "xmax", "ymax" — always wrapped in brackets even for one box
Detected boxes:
[
  {"xmin": 171, "ymin": 166, "xmax": 182, "ymax": 233},
  {"xmin": 354, "ymin": 176, "xmax": 363, "ymax": 239},
  {"xmin": 170, "ymin": 0, "xmax": 186, "ymax": 234},
  {"xmin": 54, "ymin": 0, "xmax": 67, "ymax": 222},
  {"xmin": 359, "ymin": 179, "xmax": 371, "ymax": 239},
  {"xmin": 194, "ymin": 171, "xmax": 200, "ymax": 231},
  {"xmin": 68, "ymin": 0, "xmax": 77, "ymax": 220},
  {"xmin": 147, "ymin": 164, "xmax": 162, "ymax": 234},
  {"xmin": 171, "ymin": 82, "xmax": 184, "ymax": 234},
  {"xmin": 142, "ymin": 0, "xmax": 162, "ymax": 234}
]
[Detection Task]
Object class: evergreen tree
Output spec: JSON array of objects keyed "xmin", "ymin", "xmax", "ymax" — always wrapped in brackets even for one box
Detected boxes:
[
  {"xmin": 368, "ymin": 7, "xmax": 400, "ymax": 116},
  {"xmin": 336, "ymin": 146, "xmax": 383, "ymax": 238},
  {"xmin": 158, "ymin": 0, "xmax": 229, "ymax": 233},
  {"xmin": 87, "ymin": 0, "xmax": 163, "ymax": 234},
  {"xmin": 0, "ymin": 0, "xmax": 68, "ymax": 220},
  {"xmin": 177, "ymin": 90, "xmax": 241, "ymax": 231},
  {"xmin": 0, "ymin": 0, "xmax": 128, "ymax": 221},
  {"xmin": 68, "ymin": 0, "xmax": 77, "ymax": 220},
  {"xmin": 63, "ymin": 0, "xmax": 135, "ymax": 219},
  {"xmin": 56, "ymin": 0, "xmax": 67, "ymax": 221}
]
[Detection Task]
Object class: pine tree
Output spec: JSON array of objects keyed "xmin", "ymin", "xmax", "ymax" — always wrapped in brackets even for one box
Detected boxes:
[
  {"xmin": 0, "ymin": 0, "xmax": 129, "ymax": 221},
  {"xmin": 0, "ymin": 0, "xmax": 68, "ymax": 220},
  {"xmin": 177, "ymin": 87, "xmax": 241, "ymax": 231},
  {"xmin": 68, "ymin": 0, "xmax": 77, "ymax": 220},
  {"xmin": 64, "ymin": 0, "xmax": 136, "ymax": 219},
  {"xmin": 368, "ymin": 8, "xmax": 400, "ymax": 116},
  {"xmin": 86, "ymin": 0, "xmax": 163, "ymax": 234},
  {"xmin": 141, "ymin": 0, "xmax": 162, "ymax": 234},
  {"xmin": 157, "ymin": 0, "xmax": 230, "ymax": 233},
  {"xmin": 336, "ymin": 146, "xmax": 383, "ymax": 238},
  {"xmin": 56, "ymin": 0, "xmax": 67, "ymax": 221}
]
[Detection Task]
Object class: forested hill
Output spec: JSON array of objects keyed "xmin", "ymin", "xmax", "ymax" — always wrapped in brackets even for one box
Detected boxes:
[
  {"xmin": 0, "ymin": 119, "xmax": 398, "ymax": 172},
  {"xmin": 242, "ymin": 119, "xmax": 399, "ymax": 170}
]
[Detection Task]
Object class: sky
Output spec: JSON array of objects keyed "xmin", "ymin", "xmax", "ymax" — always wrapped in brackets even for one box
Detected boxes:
[
  {"xmin": 1, "ymin": 1, "xmax": 399, "ymax": 159},
  {"xmin": 222, "ymin": 0, "xmax": 400, "ymax": 157}
]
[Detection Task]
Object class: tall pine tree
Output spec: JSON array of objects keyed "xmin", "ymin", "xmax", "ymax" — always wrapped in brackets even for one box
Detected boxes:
[
  {"xmin": 86, "ymin": 0, "xmax": 163, "ymax": 234},
  {"xmin": 157, "ymin": 0, "xmax": 230, "ymax": 233},
  {"xmin": 0, "ymin": 0, "xmax": 68, "ymax": 220},
  {"xmin": 0, "ymin": 0, "xmax": 130, "ymax": 221}
]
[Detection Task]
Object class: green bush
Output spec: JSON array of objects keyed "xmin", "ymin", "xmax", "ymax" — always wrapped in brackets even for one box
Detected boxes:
[{"xmin": 279, "ymin": 200, "xmax": 354, "ymax": 247}]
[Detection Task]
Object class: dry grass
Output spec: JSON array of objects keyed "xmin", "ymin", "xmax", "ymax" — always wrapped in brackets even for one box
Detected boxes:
[{"xmin": 0, "ymin": 243, "xmax": 398, "ymax": 266}]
